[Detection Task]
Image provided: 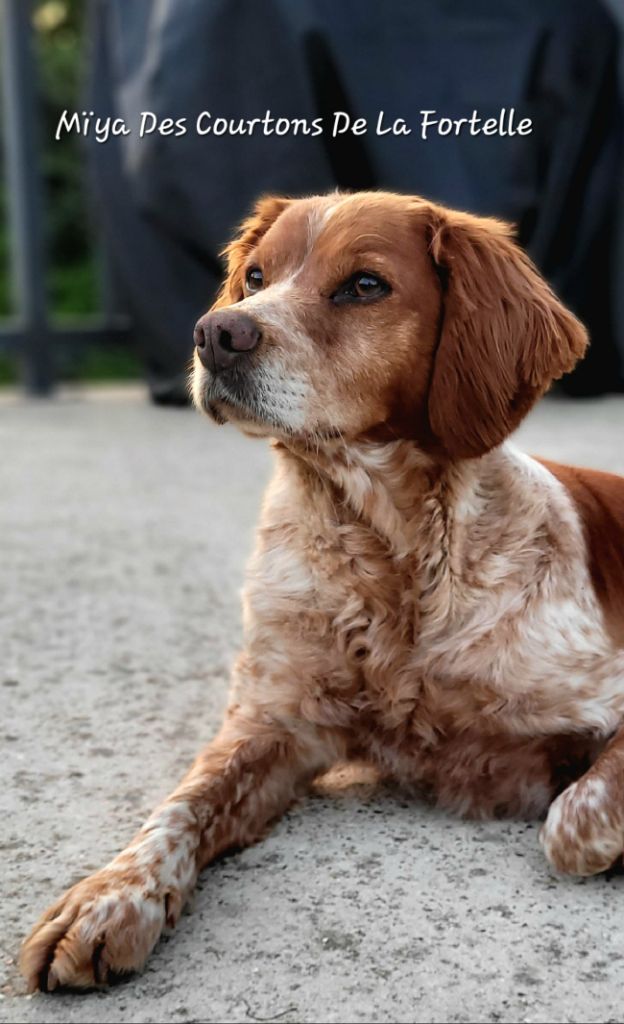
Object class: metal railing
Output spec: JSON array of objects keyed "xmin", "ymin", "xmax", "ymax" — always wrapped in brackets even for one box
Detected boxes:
[{"xmin": 0, "ymin": 0, "xmax": 130, "ymax": 394}]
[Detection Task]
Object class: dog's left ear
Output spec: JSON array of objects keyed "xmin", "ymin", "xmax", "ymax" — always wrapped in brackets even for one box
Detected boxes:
[{"xmin": 424, "ymin": 205, "xmax": 588, "ymax": 459}]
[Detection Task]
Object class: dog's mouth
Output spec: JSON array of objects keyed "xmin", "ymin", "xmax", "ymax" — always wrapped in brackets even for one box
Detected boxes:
[
  {"xmin": 194, "ymin": 365, "xmax": 291, "ymax": 438},
  {"xmin": 193, "ymin": 364, "xmax": 343, "ymax": 445},
  {"xmin": 207, "ymin": 395, "xmax": 268, "ymax": 435}
]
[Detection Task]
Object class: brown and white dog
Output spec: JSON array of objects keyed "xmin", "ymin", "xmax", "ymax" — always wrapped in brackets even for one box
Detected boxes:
[{"xmin": 21, "ymin": 191, "xmax": 624, "ymax": 991}]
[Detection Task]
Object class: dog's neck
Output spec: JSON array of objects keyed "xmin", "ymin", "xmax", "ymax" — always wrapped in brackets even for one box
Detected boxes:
[
  {"xmin": 273, "ymin": 436, "xmax": 564, "ymax": 642},
  {"xmin": 279, "ymin": 436, "xmax": 486, "ymax": 560}
]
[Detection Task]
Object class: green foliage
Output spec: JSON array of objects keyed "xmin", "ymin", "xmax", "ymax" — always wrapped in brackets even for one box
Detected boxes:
[
  {"xmin": 34, "ymin": 0, "xmax": 98, "ymax": 316},
  {"xmin": 51, "ymin": 259, "xmax": 97, "ymax": 316},
  {"xmin": 1, "ymin": 1, "xmax": 138, "ymax": 381},
  {"xmin": 0, "ymin": 353, "xmax": 16, "ymax": 385},
  {"xmin": 0, "ymin": 187, "xmax": 11, "ymax": 317},
  {"xmin": 73, "ymin": 347, "xmax": 141, "ymax": 381}
]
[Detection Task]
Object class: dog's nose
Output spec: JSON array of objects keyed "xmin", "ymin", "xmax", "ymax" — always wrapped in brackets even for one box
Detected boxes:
[{"xmin": 194, "ymin": 310, "xmax": 262, "ymax": 373}]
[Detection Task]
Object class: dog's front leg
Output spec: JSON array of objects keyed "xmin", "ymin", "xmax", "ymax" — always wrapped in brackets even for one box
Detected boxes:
[
  {"xmin": 20, "ymin": 709, "xmax": 339, "ymax": 991},
  {"xmin": 540, "ymin": 723, "xmax": 624, "ymax": 875}
]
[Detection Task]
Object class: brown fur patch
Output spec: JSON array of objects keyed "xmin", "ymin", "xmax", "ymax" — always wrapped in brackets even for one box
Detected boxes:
[
  {"xmin": 539, "ymin": 459, "xmax": 624, "ymax": 648},
  {"xmin": 424, "ymin": 207, "xmax": 588, "ymax": 459}
]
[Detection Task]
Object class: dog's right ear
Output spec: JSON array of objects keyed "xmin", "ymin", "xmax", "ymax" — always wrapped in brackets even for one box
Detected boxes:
[{"xmin": 215, "ymin": 196, "xmax": 292, "ymax": 308}]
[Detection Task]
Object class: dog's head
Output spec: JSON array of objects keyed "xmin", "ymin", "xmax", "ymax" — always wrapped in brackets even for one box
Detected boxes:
[{"xmin": 191, "ymin": 192, "xmax": 587, "ymax": 458}]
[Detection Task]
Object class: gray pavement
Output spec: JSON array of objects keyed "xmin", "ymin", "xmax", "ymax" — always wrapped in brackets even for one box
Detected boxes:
[{"xmin": 1, "ymin": 386, "xmax": 624, "ymax": 1024}]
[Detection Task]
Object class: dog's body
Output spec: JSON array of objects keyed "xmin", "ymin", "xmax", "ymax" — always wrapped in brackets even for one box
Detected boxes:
[
  {"xmin": 246, "ymin": 439, "xmax": 622, "ymax": 815},
  {"xmin": 21, "ymin": 192, "xmax": 624, "ymax": 991}
]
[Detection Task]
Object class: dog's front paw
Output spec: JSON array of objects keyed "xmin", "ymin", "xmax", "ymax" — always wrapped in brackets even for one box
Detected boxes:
[
  {"xmin": 19, "ymin": 863, "xmax": 177, "ymax": 991},
  {"xmin": 540, "ymin": 775, "xmax": 624, "ymax": 876}
]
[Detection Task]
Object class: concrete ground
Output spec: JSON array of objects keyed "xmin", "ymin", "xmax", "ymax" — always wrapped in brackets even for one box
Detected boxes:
[{"xmin": 2, "ymin": 386, "xmax": 624, "ymax": 1024}]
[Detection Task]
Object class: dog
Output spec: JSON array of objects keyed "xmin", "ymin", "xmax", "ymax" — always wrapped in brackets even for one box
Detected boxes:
[{"xmin": 20, "ymin": 190, "xmax": 624, "ymax": 991}]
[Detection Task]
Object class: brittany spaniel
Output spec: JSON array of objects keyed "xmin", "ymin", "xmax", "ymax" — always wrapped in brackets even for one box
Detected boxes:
[{"xmin": 21, "ymin": 191, "xmax": 624, "ymax": 991}]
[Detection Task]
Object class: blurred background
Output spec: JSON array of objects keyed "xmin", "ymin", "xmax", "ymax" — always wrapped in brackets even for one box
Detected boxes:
[
  {"xmin": 2, "ymin": 9, "xmax": 624, "ymax": 1016},
  {"xmin": 1, "ymin": 0, "xmax": 623, "ymax": 402}
]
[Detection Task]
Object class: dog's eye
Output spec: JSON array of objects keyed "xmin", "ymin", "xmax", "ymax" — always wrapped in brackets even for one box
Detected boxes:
[
  {"xmin": 245, "ymin": 267, "xmax": 264, "ymax": 293},
  {"xmin": 332, "ymin": 272, "xmax": 390, "ymax": 304}
]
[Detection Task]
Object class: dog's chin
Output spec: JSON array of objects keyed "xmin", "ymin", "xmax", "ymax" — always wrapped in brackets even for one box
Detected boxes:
[
  {"xmin": 192, "ymin": 369, "xmax": 344, "ymax": 446},
  {"xmin": 214, "ymin": 400, "xmax": 276, "ymax": 439},
  {"xmin": 195, "ymin": 381, "xmax": 286, "ymax": 439}
]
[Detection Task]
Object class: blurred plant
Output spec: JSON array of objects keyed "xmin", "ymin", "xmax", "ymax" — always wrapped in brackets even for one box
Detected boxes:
[
  {"xmin": 33, "ymin": 1, "xmax": 68, "ymax": 33},
  {"xmin": 33, "ymin": 0, "xmax": 98, "ymax": 317},
  {"xmin": 0, "ymin": 0, "xmax": 139, "ymax": 382},
  {"xmin": 0, "ymin": 186, "xmax": 10, "ymax": 318}
]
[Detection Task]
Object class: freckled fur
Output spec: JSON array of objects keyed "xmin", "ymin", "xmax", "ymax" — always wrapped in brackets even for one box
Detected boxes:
[{"xmin": 21, "ymin": 191, "xmax": 624, "ymax": 992}]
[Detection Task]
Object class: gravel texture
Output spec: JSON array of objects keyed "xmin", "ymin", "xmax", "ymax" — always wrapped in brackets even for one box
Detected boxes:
[{"xmin": 2, "ymin": 386, "xmax": 624, "ymax": 1024}]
